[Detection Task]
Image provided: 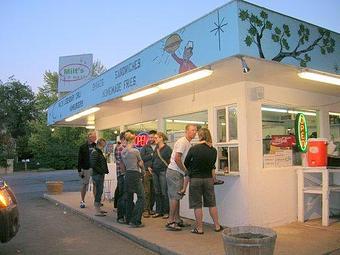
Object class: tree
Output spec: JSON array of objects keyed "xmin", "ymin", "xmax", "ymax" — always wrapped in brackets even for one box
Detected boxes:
[
  {"xmin": 92, "ymin": 59, "xmax": 107, "ymax": 77},
  {"xmin": 29, "ymin": 70, "xmax": 89, "ymax": 169},
  {"xmin": 35, "ymin": 71, "xmax": 58, "ymax": 117},
  {"xmin": 239, "ymin": 9, "xmax": 335, "ymax": 67},
  {"xmin": 0, "ymin": 77, "xmax": 37, "ymax": 160}
]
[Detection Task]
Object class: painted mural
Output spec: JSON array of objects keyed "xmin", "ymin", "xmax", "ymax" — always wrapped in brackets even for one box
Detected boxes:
[
  {"xmin": 47, "ymin": 0, "xmax": 339, "ymax": 125},
  {"xmin": 237, "ymin": 1, "xmax": 339, "ymax": 73}
]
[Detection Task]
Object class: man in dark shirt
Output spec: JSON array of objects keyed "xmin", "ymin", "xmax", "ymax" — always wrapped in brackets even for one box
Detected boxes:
[
  {"xmin": 140, "ymin": 130, "xmax": 157, "ymax": 217},
  {"xmin": 78, "ymin": 131, "xmax": 97, "ymax": 208}
]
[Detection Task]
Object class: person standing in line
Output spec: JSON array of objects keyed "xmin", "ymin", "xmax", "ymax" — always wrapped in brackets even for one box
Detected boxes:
[
  {"xmin": 151, "ymin": 132, "xmax": 172, "ymax": 219},
  {"xmin": 77, "ymin": 131, "xmax": 97, "ymax": 209},
  {"xmin": 140, "ymin": 130, "xmax": 157, "ymax": 218},
  {"xmin": 90, "ymin": 138, "xmax": 109, "ymax": 216},
  {"xmin": 166, "ymin": 124, "xmax": 197, "ymax": 231},
  {"xmin": 114, "ymin": 131, "xmax": 130, "ymax": 223},
  {"xmin": 122, "ymin": 133, "xmax": 146, "ymax": 228},
  {"xmin": 184, "ymin": 128, "xmax": 223, "ymax": 234}
]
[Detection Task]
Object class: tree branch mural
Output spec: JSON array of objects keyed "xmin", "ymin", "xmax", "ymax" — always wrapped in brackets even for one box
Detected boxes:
[{"xmin": 239, "ymin": 9, "xmax": 335, "ymax": 67}]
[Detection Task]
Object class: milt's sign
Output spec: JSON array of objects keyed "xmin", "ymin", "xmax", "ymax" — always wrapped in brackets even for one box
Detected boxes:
[
  {"xmin": 60, "ymin": 63, "xmax": 91, "ymax": 82},
  {"xmin": 58, "ymin": 54, "xmax": 93, "ymax": 93}
]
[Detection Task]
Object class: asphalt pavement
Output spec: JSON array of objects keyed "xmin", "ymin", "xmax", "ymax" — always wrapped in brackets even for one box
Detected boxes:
[{"xmin": 0, "ymin": 170, "xmax": 155, "ymax": 255}]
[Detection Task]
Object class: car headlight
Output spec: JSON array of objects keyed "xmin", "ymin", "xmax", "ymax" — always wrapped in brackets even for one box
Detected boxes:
[{"xmin": 0, "ymin": 188, "xmax": 13, "ymax": 208}]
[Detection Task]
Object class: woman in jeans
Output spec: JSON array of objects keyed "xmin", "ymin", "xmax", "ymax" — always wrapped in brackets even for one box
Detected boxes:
[
  {"xmin": 150, "ymin": 132, "xmax": 172, "ymax": 219},
  {"xmin": 121, "ymin": 133, "xmax": 146, "ymax": 228},
  {"xmin": 184, "ymin": 128, "xmax": 223, "ymax": 234},
  {"xmin": 90, "ymin": 138, "xmax": 109, "ymax": 216}
]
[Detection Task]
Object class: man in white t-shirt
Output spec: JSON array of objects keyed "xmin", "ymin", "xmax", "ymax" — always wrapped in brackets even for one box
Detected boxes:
[{"xmin": 166, "ymin": 124, "xmax": 197, "ymax": 231}]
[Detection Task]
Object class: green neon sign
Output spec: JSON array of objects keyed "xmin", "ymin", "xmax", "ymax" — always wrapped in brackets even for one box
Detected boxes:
[{"xmin": 295, "ymin": 113, "xmax": 308, "ymax": 152}]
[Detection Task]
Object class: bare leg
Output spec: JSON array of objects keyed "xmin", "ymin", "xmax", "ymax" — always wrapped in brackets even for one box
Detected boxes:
[
  {"xmin": 194, "ymin": 208, "xmax": 203, "ymax": 232},
  {"xmin": 80, "ymin": 184, "xmax": 87, "ymax": 201},
  {"xmin": 175, "ymin": 200, "xmax": 181, "ymax": 222},
  {"xmin": 168, "ymin": 199, "xmax": 178, "ymax": 223},
  {"xmin": 209, "ymin": 206, "xmax": 221, "ymax": 229},
  {"xmin": 93, "ymin": 184, "xmax": 96, "ymax": 199}
]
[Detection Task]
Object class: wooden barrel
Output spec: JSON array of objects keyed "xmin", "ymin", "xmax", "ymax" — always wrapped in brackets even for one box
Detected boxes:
[
  {"xmin": 46, "ymin": 181, "xmax": 64, "ymax": 195},
  {"xmin": 222, "ymin": 226, "xmax": 277, "ymax": 255}
]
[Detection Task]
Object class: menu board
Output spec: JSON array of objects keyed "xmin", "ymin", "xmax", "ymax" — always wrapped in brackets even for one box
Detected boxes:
[{"xmin": 263, "ymin": 150, "xmax": 293, "ymax": 168}]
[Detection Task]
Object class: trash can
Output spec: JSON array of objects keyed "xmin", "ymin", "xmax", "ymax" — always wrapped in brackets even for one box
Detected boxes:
[
  {"xmin": 222, "ymin": 226, "xmax": 277, "ymax": 255},
  {"xmin": 46, "ymin": 181, "xmax": 64, "ymax": 195}
]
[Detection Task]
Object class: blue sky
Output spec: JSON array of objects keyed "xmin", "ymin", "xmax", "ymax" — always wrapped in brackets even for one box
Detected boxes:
[{"xmin": 1, "ymin": 0, "xmax": 339, "ymax": 92}]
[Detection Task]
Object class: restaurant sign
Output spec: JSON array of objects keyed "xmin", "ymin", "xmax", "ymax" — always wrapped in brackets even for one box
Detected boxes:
[
  {"xmin": 295, "ymin": 113, "xmax": 308, "ymax": 152},
  {"xmin": 58, "ymin": 54, "xmax": 93, "ymax": 93}
]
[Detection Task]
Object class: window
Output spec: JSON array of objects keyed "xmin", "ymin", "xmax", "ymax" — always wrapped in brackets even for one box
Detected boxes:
[
  {"xmin": 165, "ymin": 111, "xmax": 208, "ymax": 148},
  {"xmin": 262, "ymin": 105, "xmax": 317, "ymax": 168},
  {"xmin": 329, "ymin": 112, "xmax": 340, "ymax": 157},
  {"xmin": 215, "ymin": 105, "xmax": 239, "ymax": 174}
]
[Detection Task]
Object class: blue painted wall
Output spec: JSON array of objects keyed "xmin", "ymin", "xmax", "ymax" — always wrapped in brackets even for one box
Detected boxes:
[{"xmin": 48, "ymin": 0, "xmax": 339, "ymax": 125}]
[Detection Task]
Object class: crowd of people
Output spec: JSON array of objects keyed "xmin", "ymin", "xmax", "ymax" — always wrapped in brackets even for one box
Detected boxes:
[{"xmin": 77, "ymin": 124, "xmax": 224, "ymax": 234}]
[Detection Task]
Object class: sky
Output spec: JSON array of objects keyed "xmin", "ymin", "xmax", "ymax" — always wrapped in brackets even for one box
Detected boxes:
[{"xmin": 1, "ymin": 0, "xmax": 339, "ymax": 93}]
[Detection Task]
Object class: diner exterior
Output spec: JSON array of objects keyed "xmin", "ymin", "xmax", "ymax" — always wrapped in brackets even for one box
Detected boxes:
[{"xmin": 47, "ymin": 0, "xmax": 340, "ymax": 227}]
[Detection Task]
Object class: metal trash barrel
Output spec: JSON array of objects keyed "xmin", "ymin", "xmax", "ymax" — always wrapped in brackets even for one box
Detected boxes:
[
  {"xmin": 46, "ymin": 181, "xmax": 64, "ymax": 194},
  {"xmin": 222, "ymin": 226, "xmax": 277, "ymax": 255}
]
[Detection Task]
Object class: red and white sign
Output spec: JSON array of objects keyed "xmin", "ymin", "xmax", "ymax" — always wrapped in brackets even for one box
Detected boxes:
[
  {"xmin": 271, "ymin": 135, "xmax": 296, "ymax": 148},
  {"xmin": 134, "ymin": 132, "xmax": 149, "ymax": 148}
]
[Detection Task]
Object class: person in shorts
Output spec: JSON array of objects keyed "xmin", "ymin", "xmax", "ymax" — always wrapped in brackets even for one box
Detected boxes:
[
  {"xmin": 77, "ymin": 131, "xmax": 97, "ymax": 208},
  {"xmin": 184, "ymin": 128, "xmax": 223, "ymax": 234},
  {"xmin": 166, "ymin": 124, "xmax": 197, "ymax": 231}
]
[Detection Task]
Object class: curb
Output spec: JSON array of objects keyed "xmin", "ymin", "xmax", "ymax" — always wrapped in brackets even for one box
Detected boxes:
[{"xmin": 43, "ymin": 194, "xmax": 180, "ymax": 255}]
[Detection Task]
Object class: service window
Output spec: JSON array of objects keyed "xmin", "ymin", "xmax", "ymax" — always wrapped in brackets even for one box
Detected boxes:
[
  {"xmin": 329, "ymin": 112, "xmax": 340, "ymax": 156},
  {"xmin": 215, "ymin": 105, "xmax": 239, "ymax": 174},
  {"xmin": 165, "ymin": 111, "xmax": 208, "ymax": 148},
  {"xmin": 262, "ymin": 105, "xmax": 317, "ymax": 168}
]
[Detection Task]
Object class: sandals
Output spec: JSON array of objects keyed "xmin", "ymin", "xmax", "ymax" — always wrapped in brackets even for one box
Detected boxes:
[
  {"xmin": 152, "ymin": 213, "xmax": 163, "ymax": 218},
  {"xmin": 191, "ymin": 227, "xmax": 204, "ymax": 235},
  {"xmin": 165, "ymin": 222, "xmax": 182, "ymax": 231},
  {"xmin": 215, "ymin": 225, "xmax": 224, "ymax": 232},
  {"xmin": 214, "ymin": 179, "xmax": 224, "ymax": 185},
  {"xmin": 176, "ymin": 220, "xmax": 191, "ymax": 228}
]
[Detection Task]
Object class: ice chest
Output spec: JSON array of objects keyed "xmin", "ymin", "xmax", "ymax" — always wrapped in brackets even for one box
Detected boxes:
[{"xmin": 307, "ymin": 138, "xmax": 328, "ymax": 167}]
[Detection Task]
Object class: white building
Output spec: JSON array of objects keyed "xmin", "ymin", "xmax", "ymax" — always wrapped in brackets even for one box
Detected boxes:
[{"xmin": 48, "ymin": 0, "xmax": 340, "ymax": 227}]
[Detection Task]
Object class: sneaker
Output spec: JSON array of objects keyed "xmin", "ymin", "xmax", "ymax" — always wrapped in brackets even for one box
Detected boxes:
[
  {"xmin": 176, "ymin": 220, "xmax": 191, "ymax": 228},
  {"xmin": 80, "ymin": 201, "xmax": 86, "ymax": 208},
  {"xmin": 162, "ymin": 214, "xmax": 169, "ymax": 219},
  {"xmin": 129, "ymin": 223, "xmax": 145, "ymax": 228},
  {"xmin": 117, "ymin": 218, "xmax": 127, "ymax": 224}
]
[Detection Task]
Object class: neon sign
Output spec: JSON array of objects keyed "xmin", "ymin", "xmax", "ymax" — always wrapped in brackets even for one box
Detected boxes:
[
  {"xmin": 134, "ymin": 132, "xmax": 149, "ymax": 149},
  {"xmin": 295, "ymin": 113, "xmax": 308, "ymax": 152}
]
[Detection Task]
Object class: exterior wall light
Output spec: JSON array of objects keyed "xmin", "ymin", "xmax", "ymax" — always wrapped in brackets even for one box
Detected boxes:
[
  {"xmin": 65, "ymin": 107, "xmax": 100, "ymax": 122},
  {"xmin": 157, "ymin": 69, "xmax": 213, "ymax": 90},
  {"xmin": 298, "ymin": 70, "xmax": 340, "ymax": 86},
  {"xmin": 240, "ymin": 57, "xmax": 250, "ymax": 73},
  {"xmin": 122, "ymin": 87, "xmax": 159, "ymax": 101},
  {"xmin": 121, "ymin": 68, "xmax": 212, "ymax": 101}
]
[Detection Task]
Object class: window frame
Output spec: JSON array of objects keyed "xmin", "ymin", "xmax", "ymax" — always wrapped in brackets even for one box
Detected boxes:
[{"xmin": 214, "ymin": 104, "xmax": 239, "ymax": 173}]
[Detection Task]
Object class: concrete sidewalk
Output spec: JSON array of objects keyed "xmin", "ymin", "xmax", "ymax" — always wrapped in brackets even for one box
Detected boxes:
[{"xmin": 44, "ymin": 192, "xmax": 340, "ymax": 255}]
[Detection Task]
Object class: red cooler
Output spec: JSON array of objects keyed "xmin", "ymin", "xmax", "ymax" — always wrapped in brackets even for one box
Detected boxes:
[{"xmin": 307, "ymin": 138, "xmax": 328, "ymax": 167}]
